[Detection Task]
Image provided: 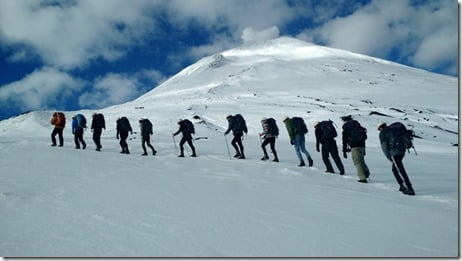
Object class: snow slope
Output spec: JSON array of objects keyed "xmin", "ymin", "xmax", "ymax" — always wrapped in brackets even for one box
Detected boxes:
[{"xmin": 0, "ymin": 37, "xmax": 458, "ymax": 257}]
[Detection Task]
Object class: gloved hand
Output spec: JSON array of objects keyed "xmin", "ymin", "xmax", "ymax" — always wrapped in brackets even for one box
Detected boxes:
[
  {"xmin": 116, "ymin": 135, "xmax": 119, "ymax": 140},
  {"xmin": 290, "ymin": 140, "xmax": 294, "ymax": 145},
  {"xmin": 316, "ymin": 146, "xmax": 320, "ymax": 152},
  {"xmin": 343, "ymin": 151, "xmax": 348, "ymax": 159}
]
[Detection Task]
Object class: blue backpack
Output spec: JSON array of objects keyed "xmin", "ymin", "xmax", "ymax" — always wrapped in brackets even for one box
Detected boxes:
[{"xmin": 76, "ymin": 114, "xmax": 87, "ymax": 129}]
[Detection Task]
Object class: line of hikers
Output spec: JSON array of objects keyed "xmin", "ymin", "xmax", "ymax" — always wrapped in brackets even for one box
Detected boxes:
[{"xmin": 50, "ymin": 112, "xmax": 416, "ymax": 196}]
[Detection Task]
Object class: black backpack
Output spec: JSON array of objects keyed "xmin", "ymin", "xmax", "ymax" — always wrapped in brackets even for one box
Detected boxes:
[
  {"xmin": 264, "ymin": 118, "xmax": 279, "ymax": 136},
  {"xmin": 233, "ymin": 114, "xmax": 247, "ymax": 133},
  {"xmin": 319, "ymin": 120, "xmax": 337, "ymax": 139},
  {"xmin": 386, "ymin": 122, "xmax": 414, "ymax": 151},
  {"xmin": 142, "ymin": 119, "xmax": 153, "ymax": 135},
  {"xmin": 183, "ymin": 119, "xmax": 195, "ymax": 134},
  {"xmin": 118, "ymin": 117, "xmax": 131, "ymax": 132},
  {"xmin": 93, "ymin": 113, "xmax": 105, "ymax": 129},
  {"xmin": 345, "ymin": 120, "xmax": 367, "ymax": 144},
  {"xmin": 292, "ymin": 117, "xmax": 308, "ymax": 135}
]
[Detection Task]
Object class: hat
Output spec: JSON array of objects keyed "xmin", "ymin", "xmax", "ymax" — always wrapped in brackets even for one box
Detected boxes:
[
  {"xmin": 283, "ymin": 116, "xmax": 290, "ymax": 122},
  {"xmin": 261, "ymin": 117, "xmax": 267, "ymax": 122},
  {"xmin": 177, "ymin": 118, "xmax": 183, "ymax": 123},
  {"xmin": 377, "ymin": 122, "xmax": 387, "ymax": 130},
  {"xmin": 226, "ymin": 115, "xmax": 232, "ymax": 119},
  {"xmin": 340, "ymin": 115, "xmax": 352, "ymax": 121}
]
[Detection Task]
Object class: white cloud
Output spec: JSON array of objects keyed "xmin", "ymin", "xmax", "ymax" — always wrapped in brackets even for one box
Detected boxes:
[
  {"xmin": 0, "ymin": 67, "xmax": 85, "ymax": 112},
  {"xmin": 0, "ymin": 0, "xmax": 161, "ymax": 69},
  {"xmin": 300, "ymin": 0, "xmax": 458, "ymax": 74},
  {"xmin": 78, "ymin": 73, "xmax": 146, "ymax": 108},
  {"xmin": 241, "ymin": 26, "xmax": 280, "ymax": 44}
]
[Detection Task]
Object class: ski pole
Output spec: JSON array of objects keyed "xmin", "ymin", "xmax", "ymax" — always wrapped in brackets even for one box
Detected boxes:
[{"xmin": 224, "ymin": 134, "xmax": 231, "ymax": 160}]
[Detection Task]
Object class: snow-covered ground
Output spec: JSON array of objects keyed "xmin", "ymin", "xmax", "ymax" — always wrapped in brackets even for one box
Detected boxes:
[{"xmin": 0, "ymin": 37, "xmax": 458, "ymax": 257}]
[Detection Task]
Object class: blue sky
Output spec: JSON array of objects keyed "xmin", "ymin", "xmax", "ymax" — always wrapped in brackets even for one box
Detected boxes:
[{"xmin": 0, "ymin": 0, "xmax": 458, "ymax": 120}]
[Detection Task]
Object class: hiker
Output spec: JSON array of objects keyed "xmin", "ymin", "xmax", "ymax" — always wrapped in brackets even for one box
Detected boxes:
[
  {"xmin": 91, "ymin": 112, "xmax": 105, "ymax": 151},
  {"xmin": 283, "ymin": 116, "xmax": 313, "ymax": 167},
  {"xmin": 224, "ymin": 114, "xmax": 247, "ymax": 159},
  {"xmin": 139, "ymin": 118, "xmax": 157, "ymax": 156},
  {"xmin": 72, "ymin": 114, "xmax": 87, "ymax": 149},
  {"xmin": 50, "ymin": 112, "xmax": 66, "ymax": 147},
  {"xmin": 173, "ymin": 119, "xmax": 196, "ymax": 157},
  {"xmin": 116, "ymin": 117, "xmax": 133, "ymax": 154},
  {"xmin": 259, "ymin": 118, "xmax": 279, "ymax": 162},
  {"xmin": 378, "ymin": 122, "xmax": 415, "ymax": 195},
  {"xmin": 314, "ymin": 120, "xmax": 345, "ymax": 174},
  {"xmin": 341, "ymin": 115, "xmax": 370, "ymax": 183}
]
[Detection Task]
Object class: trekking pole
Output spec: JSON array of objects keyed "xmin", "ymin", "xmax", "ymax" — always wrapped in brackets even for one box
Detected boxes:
[
  {"xmin": 224, "ymin": 134, "xmax": 231, "ymax": 160},
  {"xmin": 411, "ymin": 146, "xmax": 418, "ymax": 156},
  {"xmin": 172, "ymin": 135, "xmax": 177, "ymax": 151}
]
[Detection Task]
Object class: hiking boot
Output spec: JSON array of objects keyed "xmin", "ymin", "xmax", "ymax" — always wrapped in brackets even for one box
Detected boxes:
[
  {"xmin": 96, "ymin": 148, "xmax": 101, "ymax": 151},
  {"xmin": 51, "ymin": 144, "xmax": 57, "ymax": 147},
  {"xmin": 233, "ymin": 153, "xmax": 241, "ymax": 158},
  {"xmin": 298, "ymin": 161, "xmax": 305, "ymax": 167},
  {"xmin": 399, "ymin": 184, "xmax": 407, "ymax": 193},
  {"xmin": 307, "ymin": 157, "xmax": 313, "ymax": 167},
  {"xmin": 339, "ymin": 171, "xmax": 345, "ymax": 175},
  {"xmin": 153, "ymin": 150, "xmax": 157, "ymax": 156},
  {"xmin": 358, "ymin": 179, "xmax": 368, "ymax": 183},
  {"xmin": 325, "ymin": 170, "xmax": 335, "ymax": 174},
  {"xmin": 82, "ymin": 144, "xmax": 86, "ymax": 150},
  {"xmin": 191, "ymin": 154, "xmax": 197, "ymax": 157},
  {"xmin": 238, "ymin": 155, "xmax": 246, "ymax": 159},
  {"xmin": 261, "ymin": 156, "xmax": 269, "ymax": 161},
  {"xmin": 141, "ymin": 153, "xmax": 148, "ymax": 156},
  {"xmin": 75, "ymin": 146, "xmax": 80, "ymax": 149},
  {"xmin": 272, "ymin": 158, "xmax": 279, "ymax": 162},
  {"xmin": 178, "ymin": 154, "xmax": 184, "ymax": 157},
  {"xmin": 404, "ymin": 186, "xmax": 415, "ymax": 196},
  {"xmin": 59, "ymin": 144, "xmax": 63, "ymax": 147}
]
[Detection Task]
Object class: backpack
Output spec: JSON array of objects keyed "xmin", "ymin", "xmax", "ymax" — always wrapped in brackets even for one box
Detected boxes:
[
  {"xmin": 93, "ymin": 113, "xmax": 105, "ymax": 129},
  {"xmin": 319, "ymin": 120, "xmax": 337, "ymax": 139},
  {"xmin": 142, "ymin": 119, "xmax": 153, "ymax": 135},
  {"xmin": 264, "ymin": 118, "xmax": 279, "ymax": 136},
  {"xmin": 56, "ymin": 112, "xmax": 66, "ymax": 127},
  {"xmin": 292, "ymin": 117, "xmax": 308, "ymax": 135},
  {"xmin": 118, "ymin": 117, "xmax": 131, "ymax": 132},
  {"xmin": 345, "ymin": 120, "xmax": 367, "ymax": 144},
  {"xmin": 386, "ymin": 122, "xmax": 414, "ymax": 151},
  {"xmin": 76, "ymin": 114, "xmax": 86, "ymax": 129},
  {"xmin": 183, "ymin": 119, "xmax": 195, "ymax": 134},
  {"xmin": 233, "ymin": 114, "xmax": 247, "ymax": 133}
]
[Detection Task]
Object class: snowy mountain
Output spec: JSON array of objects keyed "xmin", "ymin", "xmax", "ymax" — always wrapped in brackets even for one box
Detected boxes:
[{"xmin": 0, "ymin": 37, "xmax": 458, "ymax": 257}]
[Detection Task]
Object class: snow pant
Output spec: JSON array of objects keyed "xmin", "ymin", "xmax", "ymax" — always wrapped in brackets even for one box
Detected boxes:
[
  {"xmin": 231, "ymin": 133, "xmax": 244, "ymax": 156},
  {"xmin": 74, "ymin": 129, "xmax": 86, "ymax": 149},
  {"xmin": 119, "ymin": 131, "xmax": 129, "ymax": 153},
  {"xmin": 351, "ymin": 147, "xmax": 370, "ymax": 180},
  {"xmin": 321, "ymin": 139, "xmax": 344, "ymax": 173},
  {"xmin": 142, "ymin": 134, "xmax": 156, "ymax": 154},
  {"xmin": 93, "ymin": 128, "xmax": 103, "ymax": 149},
  {"xmin": 51, "ymin": 127, "xmax": 64, "ymax": 146},
  {"xmin": 294, "ymin": 134, "xmax": 311, "ymax": 162},
  {"xmin": 262, "ymin": 136, "xmax": 278, "ymax": 160},
  {"xmin": 180, "ymin": 135, "xmax": 196, "ymax": 156},
  {"xmin": 391, "ymin": 154, "xmax": 413, "ymax": 188}
]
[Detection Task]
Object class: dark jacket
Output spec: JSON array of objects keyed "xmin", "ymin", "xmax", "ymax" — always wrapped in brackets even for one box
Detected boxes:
[{"xmin": 342, "ymin": 119, "xmax": 366, "ymax": 150}]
